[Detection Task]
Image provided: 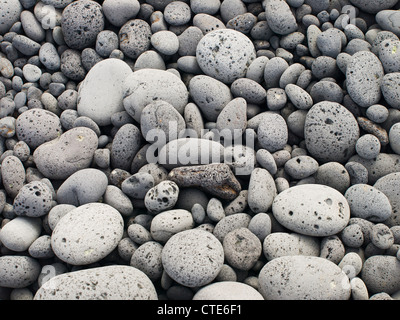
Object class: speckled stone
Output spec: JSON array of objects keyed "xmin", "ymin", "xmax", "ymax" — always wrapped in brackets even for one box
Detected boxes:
[
  {"xmin": 193, "ymin": 281, "xmax": 264, "ymax": 300},
  {"xmin": 0, "ymin": 255, "xmax": 40, "ymax": 289},
  {"xmin": 13, "ymin": 181, "xmax": 53, "ymax": 217}
]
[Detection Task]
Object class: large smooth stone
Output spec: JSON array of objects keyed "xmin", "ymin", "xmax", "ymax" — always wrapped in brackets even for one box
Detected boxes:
[{"xmin": 272, "ymin": 184, "xmax": 350, "ymax": 237}]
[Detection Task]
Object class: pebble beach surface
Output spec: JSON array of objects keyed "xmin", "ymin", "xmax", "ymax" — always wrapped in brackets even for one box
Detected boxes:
[{"xmin": 1, "ymin": 0, "xmax": 400, "ymax": 302}]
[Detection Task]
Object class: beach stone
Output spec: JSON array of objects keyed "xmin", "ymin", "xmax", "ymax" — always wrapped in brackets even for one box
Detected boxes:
[
  {"xmin": 248, "ymin": 168, "xmax": 277, "ymax": 213},
  {"xmin": 376, "ymin": 10, "xmax": 400, "ymax": 37},
  {"xmin": 119, "ymin": 19, "xmax": 151, "ymax": 59},
  {"xmin": 103, "ymin": 186, "xmax": 133, "ymax": 217},
  {"xmin": 284, "ymin": 155, "xmax": 319, "ymax": 180},
  {"xmin": 248, "ymin": 213, "xmax": 271, "ymax": 242},
  {"xmin": 310, "ymin": 80, "xmax": 344, "ymax": 104},
  {"xmin": 371, "ymin": 223, "xmax": 394, "ymax": 250},
  {"xmin": 127, "ymin": 223, "xmax": 152, "ymax": 245},
  {"xmin": 266, "ymin": 88, "xmax": 287, "ymax": 111},
  {"xmin": 33, "ymin": 127, "xmax": 98, "ymax": 180},
  {"xmin": 164, "ymin": 1, "xmax": 191, "ymax": 26},
  {"xmin": 28, "ymin": 235, "xmax": 54, "ymax": 259},
  {"xmin": 366, "ymin": 104, "xmax": 389, "ymax": 124},
  {"xmin": 314, "ymin": 162, "xmax": 351, "ymax": 194},
  {"xmin": 215, "ymin": 97, "xmax": 247, "ymax": 140},
  {"xmin": 264, "ymin": 0, "xmax": 298, "ymax": 35},
  {"xmin": 230, "ymin": 78, "xmax": 267, "ymax": 105},
  {"xmin": 192, "ymin": 13, "xmax": 226, "ymax": 34},
  {"xmin": 189, "ymin": 75, "xmax": 233, "ymax": 122},
  {"xmin": 123, "ymin": 69, "xmax": 188, "ymax": 122},
  {"xmin": 140, "ymin": 101, "xmax": 186, "ymax": 143},
  {"xmin": 150, "ymin": 209, "xmax": 194, "ymax": 243},
  {"xmin": 285, "ymin": 84, "xmax": 313, "ymax": 110},
  {"xmin": 264, "ymin": 57, "xmax": 289, "ymax": 88},
  {"xmin": 51, "ymin": 203, "xmax": 124, "ymax": 265},
  {"xmin": 47, "ymin": 204, "xmax": 76, "ymax": 231},
  {"xmin": 256, "ymin": 149, "xmax": 277, "ymax": 175},
  {"xmin": 257, "ymin": 113, "xmax": 288, "ymax": 152},
  {"xmin": 190, "ymin": 0, "xmax": 220, "ymax": 15},
  {"xmin": 77, "ymin": 58, "xmax": 133, "ymax": 126},
  {"xmin": 213, "ymin": 213, "xmax": 252, "ymax": 242},
  {"xmin": 0, "ymin": 217, "xmax": 41, "ymax": 252},
  {"xmin": 150, "ymin": 31, "xmax": 179, "ymax": 56},
  {"xmin": 134, "ymin": 50, "xmax": 165, "ymax": 71},
  {"xmin": 193, "ymin": 281, "xmax": 264, "ymax": 300},
  {"xmin": 110, "ymin": 124, "xmax": 141, "ymax": 171},
  {"xmin": 56, "ymin": 169, "xmax": 108, "ymax": 206},
  {"xmin": 12, "ymin": 35, "xmax": 41, "ymax": 56},
  {"xmin": 272, "ymin": 184, "xmax": 351, "ymax": 237},
  {"xmin": 223, "ymin": 227, "xmax": 262, "ymax": 270},
  {"xmin": 22, "ymin": 64, "xmax": 41, "ymax": 82},
  {"xmin": 381, "ymin": 73, "xmax": 400, "ymax": 110},
  {"xmin": 346, "ymin": 51, "xmax": 384, "ymax": 108},
  {"xmin": 378, "ymin": 39, "xmax": 400, "ymax": 73},
  {"xmin": 60, "ymin": 49, "xmax": 86, "ymax": 81},
  {"xmin": 340, "ymin": 224, "xmax": 364, "ymax": 248},
  {"xmin": 280, "ymin": 63, "xmax": 306, "ymax": 88},
  {"xmin": 1, "ymin": 155, "xmax": 26, "ymax": 198},
  {"xmin": 34, "ymin": 265, "xmax": 157, "ymax": 300},
  {"xmin": 206, "ymin": 198, "xmax": 225, "ymax": 222},
  {"xmin": 390, "ymin": 123, "xmax": 400, "ymax": 155},
  {"xmin": 15, "ymin": 109, "xmax": 62, "ymax": 149},
  {"xmin": 196, "ymin": 29, "xmax": 256, "ymax": 84},
  {"xmin": 121, "ymin": 172, "xmax": 155, "ymax": 199},
  {"xmin": 355, "ymin": 134, "xmax": 381, "ymax": 160},
  {"xmin": 177, "ymin": 26, "xmax": 203, "ymax": 57},
  {"xmin": 13, "ymin": 181, "xmax": 53, "ymax": 217},
  {"xmin": 349, "ymin": 0, "xmax": 399, "ymax": 14},
  {"xmin": 161, "ymin": 229, "xmax": 224, "ymax": 287},
  {"xmin": 130, "ymin": 241, "xmax": 163, "ymax": 281},
  {"xmin": 259, "ymin": 255, "xmax": 350, "ymax": 300},
  {"xmin": 263, "ymin": 232, "xmax": 320, "ymax": 261},
  {"xmin": 361, "ymin": 255, "xmax": 400, "ymax": 294},
  {"xmin": 0, "ymin": 256, "xmax": 40, "ymax": 289},
  {"xmin": 144, "ymin": 180, "xmax": 179, "ymax": 214},
  {"xmin": 304, "ymin": 101, "xmax": 359, "ymax": 163},
  {"xmin": 0, "ymin": 0, "xmax": 23, "ymax": 34},
  {"xmin": 102, "ymin": 0, "xmax": 140, "ymax": 27},
  {"xmin": 61, "ymin": 0, "xmax": 104, "ymax": 50}
]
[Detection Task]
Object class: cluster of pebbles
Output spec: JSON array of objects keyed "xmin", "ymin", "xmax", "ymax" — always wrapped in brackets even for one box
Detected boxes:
[{"xmin": 1, "ymin": 0, "xmax": 400, "ymax": 301}]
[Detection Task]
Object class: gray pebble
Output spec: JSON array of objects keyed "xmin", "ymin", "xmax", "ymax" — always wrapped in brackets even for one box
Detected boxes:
[
  {"xmin": 314, "ymin": 161, "xmax": 351, "ymax": 193},
  {"xmin": 196, "ymin": 29, "xmax": 256, "ymax": 84},
  {"xmin": 184, "ymin": 103, "xmax": 204, "ymax": 138},
  {"xmin": 0, "ymin": 0, "xmax": 23, "ymax": 34},
  {"xmin": 0, "ymin": 256, "xmax": 40, "ymax": 289},
  {"xmin": 60, "ymin": 49, "xmax": 86, "ymax": 81},
  {"xmin": 144, "ymin": 180, "xmax": 179, "ymax": 214},
  {"xmin": 355, "ymin": 134, "xmax": 381, "ymax": 160},
  {"xmin": 287, "ymin": 109, "xmax": 307, "ymax": 138},
  {"xmin": 223, "ymin": 190, "xmax": 248, "ymax": 216},
  {"xmin": 316, "ymin": 28, "xmax": 342, "ymax": 58},
  {"xmin": 193, "ymin": 281, "xmax": 263, "ymax": 300},
  {"xmin": 257, "ymin": 113, "xmax": 288, "ymax": 152},
  {"xmin": 34, "ymin": 265, "xmax": 157, "ymax": 300},
  {"xmin": 12, "ymin": 35, "xmax": 40, "ymax": 56},
  {"xmin": 231, "ymin": 78, "xmax": 266, "ymax": 105},
  {"xmin": 139, "ymin": 163, "xmax": 168, "ymax": 185},
  {"xmin": 223, "ymin": 227, "xmax": 261, "ymax": 270},
  {"xmin": 61, "ymin": 0, "xmax": 104, "ymax": 50},
  {"xmin": 344, "ymin": 184, "xmax": 392, "ymax": 222},
  {"xmin": 376, "ymin": 10, "xmax": 400, "ymax": 37},
  {"xmin": 102, "ymin": 0, "xmax": 140, "ymax": 27},
  {"xmin": 47, "ymin": 204, "xmax": 76, "ymax": 231},
  {"xmin": 191, "ymin": 203, "xmax": 206, "ymax": 224},
  {"xmin": 280, "ymin": 63, "xmax": 305, "ymax": 88},
  {"xmin": 390, "ymin": 123, "xmax": 400, "ymax": 155},
  {"xmin": 305, "ymin": 101, "xmax": 359, "ymax": 163},
  {"xmin": 378, "ymin": 39, "xmax": 400, "ymax": 73},
  {"xmin": 192, "ymin": 13, "xmax": 225, "ymax": 34},
  {"xmin": 51, "ymin": 203, "xmax": 124, "ymax": 265},
  {"xmin": 121, "ymin": 172, "xmax": 155, "ymax": 199},
  {"xmin": 13, "ymin": 181, "xmax": 53, "ymax": 217},
  {"xmin": 264, "ymin": 57, "xmax": 289, "ymax": 88},
  {"xmin": 151, "ymin": 30, "xmax": 179, "ymax": 56},
  {"xmin": 259, "ymin": 256, "xmax": 350, "ymax": 300},
  {"xmin": 213, "ymin": 213, "xmax": 251, "ymax": 242},
  {"xmin": 264, "ymin": 0, "xmax": 298, "ymax": 35},
  {"xmin": 366, "ymin": 104, "xmax": 389, "ymax": 124},
  {"xmin": 319, "ymin": 235, "xmax": 345, "ymax": 264},
  {"xmin": 216, "ymin": 97, "xmax": 247, "ymax": 140},
  {"xmin": 206, "ymin": 198, "xmax": 225, "ymax": 222},
  {"xmin": 248, "ymin": 212, "xmax": 271, "ymax": 242},
  {"xmin": 256, "ymin": 149, "xmax": 278, "ymax": 175},
  {"xmin": 311, "ymin": 55, "xmax": 338, "ymax": 79},
  {"xmin": 28, "ymin": 235, "xmax": 54, "ymax": 259},
  {"xmin": 103, "ymin": 185, "xmax": 133, "ymax": 217},
  {"xmin": 117, "ymin": 237, "xmax": 138, "ymax": 262},
  {"xmin": 310, "ymin": 80, "xmax": 344, "ymax": 104},
  {"xmin": 189, "ymin": 75, "xmax": 233, "ymax": 122},
  {"xmin": 266, "ymin": 88, "xmax": 287, "ymax": 111},
  {"xmin": 164, "ymin": 1, "xmax": 191, "ymax": 26},
  {"xmin": 130, "ymin": 241, "xmax": 163, "ymax": 281},
  {"xmin": 59, "ymin": 109, "xmax": 78, "ymax": 130},
  {"xmin": 119, "ymin": 19, "xmax": 151, "ymax": 59},
  {"xmin": 190, "ymin": 0, "xmax": 220, "ymax": 14},
  {"xmin": 56, "ymin": 168, "xmax": 108, "ymax": 206},
  {"xmin": 161, "ymin": 229, "xmax": 224, "ymax": 287},
  {"xmin": 248, "ymin": 168, "xmax": 277, "ymax": 213},
  {"xmin": 178, "ymin": 26, "xmax": 203, "ymax": 56},
  {"xmin": 0, "ymin": 217, "xmax": 41, "ymax": 252},
  {"xmin": 127, "ymin": 223, "xmax": 152, "ymax": 245},
  {"xmin": 0, "ymin": 116, "xmax": 15, "ymax": 138},
  {"xmin": 95, "ymin": 30, "xmax": 119, "ymax": 58},
  {"xmin": 1, "ymin": 155, "xmax": 26, "ymax": 198},
  {"xmin": 134, "ymin": 50, "xmax": 165, "ymax": 71},
  {"xmin": 284, "ymin": 155, "xmax": 319, "ymax": 180},
  {"xmin": 13, "ymin": 140, "xmax": 30, "ymax": 162},
  {"xmin": 285, "ymin": 84, "xmax": 313, "ymax": 110},
  {"xmin": 371, "ymin": 223, "xmax": 394, "ymax": 250},
  {"xmin": 20, "ymin": 10, "xmax": 45, "ymax": 43},
  {"xmin": 381, "ymin": 72, "xmax": 400, "ymax": 109},
  {"xmin": 340, "ymin": 224, "xmax": 364, "ymax": 248},
  {"xmin": 33, "ymin": 127, "xmax": 98, "ymax": 180}
]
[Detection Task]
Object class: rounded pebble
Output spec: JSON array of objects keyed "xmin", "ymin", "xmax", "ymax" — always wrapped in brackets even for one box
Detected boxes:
[{"xmin": 193, "ymin": 281, "xmax": 264, "ymax": 300}]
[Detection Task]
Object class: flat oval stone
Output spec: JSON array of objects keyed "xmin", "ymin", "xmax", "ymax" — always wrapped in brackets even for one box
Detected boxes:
[
  {"xmin": 346, "ymin": 51, "xmax": 384, "ymax": 108},
  {"xmin": 33, "ymin": 127, "xmax": 98, "ymax": 180},
  {"xmin": 259, "ymin": 256, "xmax": 350, "ymax": 300},
  {"xmin": 13, "ymin": 181, "xmax": 53, "ymax": 217},
  {"xmin": 263, "ymin": 232, "xmax": 320, "ymax": 261},
  {"xmin": 305, "ymin": 101, "xmax": 359, "ymax": 163},
  {"xmin": 374, "ymin": 172, "xmax": 400, "ymax": 227},
  {"xmin": 0, "ymin": 217, "xmax": 41, "ymax": 252},
  {"xmin": 257, "ymin": 113, "xmax": 288, "ymax": 153},
  {"xmin": 193, "ymin": 281, "xmax": 264, "ymax": 300},
  {"xmin": 150, "ymin": 209, "xmax": 194, "ymax": 243},
  {"xmin": 381, "ymin": 72, "xmax": 400, "ymax": 109},
  {"xmin": 188, "ymin": 75, "xmax": 233, "ymax": 122},
  {"xmin": 123, "ymin": 69, "xmax": 189, "ymax": 122},
  {"xmin": 0, "ymin": 256, "xmax": 40, "ymax": 289},
  {"xmin": 162, "ymin": 229, "xmax": 224, "ymax": 287},
  {"xmin": 51, "ymin": 203, "xmax": 124, "ymax": 265},
  {"xmin": 56, "ymin": 168, "xmax": 108, "ymax": 206},
  {"xmin": 264, "ymin": 0, "xmax": 298, "ymax": 35},
  {"xmin": 196, "ymin": 29, "xmax": 256, "ymax": 84},
  {"xmin": 272, "ymin": 184, "xmax": 351, "ymax": 237},
  {"xmin": 77, "ymin": 58, "xmax": 133, "ymax": 126},
  {"xmin": 1, "ymin": 155, "xmax": 26, "ymax": 198},
  {"xmin": 0, "ymin": 0, "xmax": 23, "ymax": 34},
  {"xmin": 376, "ymin": 10, "xmax": 400, "ymax": 37},
  {"xmin": 34, "ymin": 265, "xmax": 157, "ymax": 300},
  {"xmin": 349, "ymin": 0, "xmax": 399, "ymax": 14},
  {"xmin": 248, "ymin": 168, "xmax": 277, "ymax": 213}
]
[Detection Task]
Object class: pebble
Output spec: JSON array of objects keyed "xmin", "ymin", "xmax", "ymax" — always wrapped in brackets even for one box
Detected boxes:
[
  {"xmin": 150, "ymin": 31, "xmax": 179, "ymax": 56},
  {"xmin": 161, "ymin": 229, "xmax": 224, "ymax": 287},
  {"xmin": 51, "ymin": 203, "xmax": 124, "ymax": 265},
  {"xmin": 130, "ymin": 241, "xmax": 163, "ymax": 281},
  {"xmin": 144, "ymin": 180, "xmax": 179, "ymax": 215},
  {"xmin": 28, "ymin": 235, "xmax": 54, "ymax": 259},
  {"xmin": 355, "ymin": 134, "xmax": 381, "ymax": 160},
  {"xmin": 193, "ymin": 281, "xmax": 264, "ymax": 300},
  {"xmin": 0, "ymin": 217, "xmax": 41, "ymax": 252},
  {"xmin": 381, "ymin": 72, "xmax": 400, "ymax": 110},
  {"xmin": 379, "ymin": 40, "xmax": 400, "ymax": 74},
  {"xmin": 272, "ymin": 184, "xmax": 350, "ymax": 237},
  {"xmin": 340, "ymin": 224, "xmax": 364, "ymax": 248},
  {"xmin": 213, "ymin": 213, "xmax": 252, "ymax": 242},
  {"xmin": 314, "ymin": 162, "xmax": 350, "ymax": 194},
  {"xmin": 284, "ymin": 155, "xmax": 319, "ymax": 180},
  {"xmin": 164, "ymin": 1, "xmax": 191, "ymax": 26},
  {"xmin": 60, "ymin": 49, "xmax": 86, "ymax": 81},
  {"xmin": 304, "ymin": 101, "xmax": 360, "ymax": 163},
  {"xmin": 259, "ymin": 256, "xmax": 350, "ymax": 300},
  {"xmin": 56, "ymin": 168, "xmax": 108, "ymax": 206},
  {"xmin": 1, "ymin": 155, "xmax": 26, "ymax": 198},
  {"xmin": 389, "ymin": 123, "xmax": 400, "ymax": 155},
  {"xmin": 257, "ymin": 113, "xmax": 288, "ymax": 152},
  {"xmin": 344, "ymin": 184, "xmax": 392, "ymax": 222},
  {"xmin": 361, "ymin": 255, "xmax": 400, "ymax": 295},
  {"xmin": 196, "ymin": 29, "xmax": 256, "ymax": 84},
  {"xmin": 216, "ymin": 97, "xmax": 247, "ymax": 140},
  {"xmin": 123, "ymin": 69, "xmax": 188, "ymax": 122},
  {"xmin": 264, "ymin": 0, "xmax": 298, "ymax": 35},
  {"xmin": 366, "ymin": 104, "xmax": 389, "ymax": 124},
  {"xmin": 121, "ymin": 172, "xmax": 155, "ymax": 199},
  {"xmin": 34, "ymin": 265, "xmax": 157, "ymax": 300},
  {"xmin": 33, "ymin": 127, "xmax": 98, "ymax": 180},
  {"xmin": 376, "ymin": 10, "xmax": 400, "ymax": 37},
  {"xmin": 0, "ymin": 256, "xmax": 40, "ymax": 289},
  {"xmin": 285, "ymin": 84, "xmax": 313, "ymax": 110},
  {"xmin": 127, "ymin": 223, "xmax": 152, "ymax": 245},
  {"xmin": 77, "ymin": 58, "xmax": 133, "ymax": 126},
  {"xmin": 13, "ymin": 181, "xmax": 53, "ymax": 217},
  {"xmin": 0, "ymin": 0, "xmax": 23, "ymax": 34},
  {"xmin": 248, "ymin": 168, "xmax": 277, "ymax": 213}
]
